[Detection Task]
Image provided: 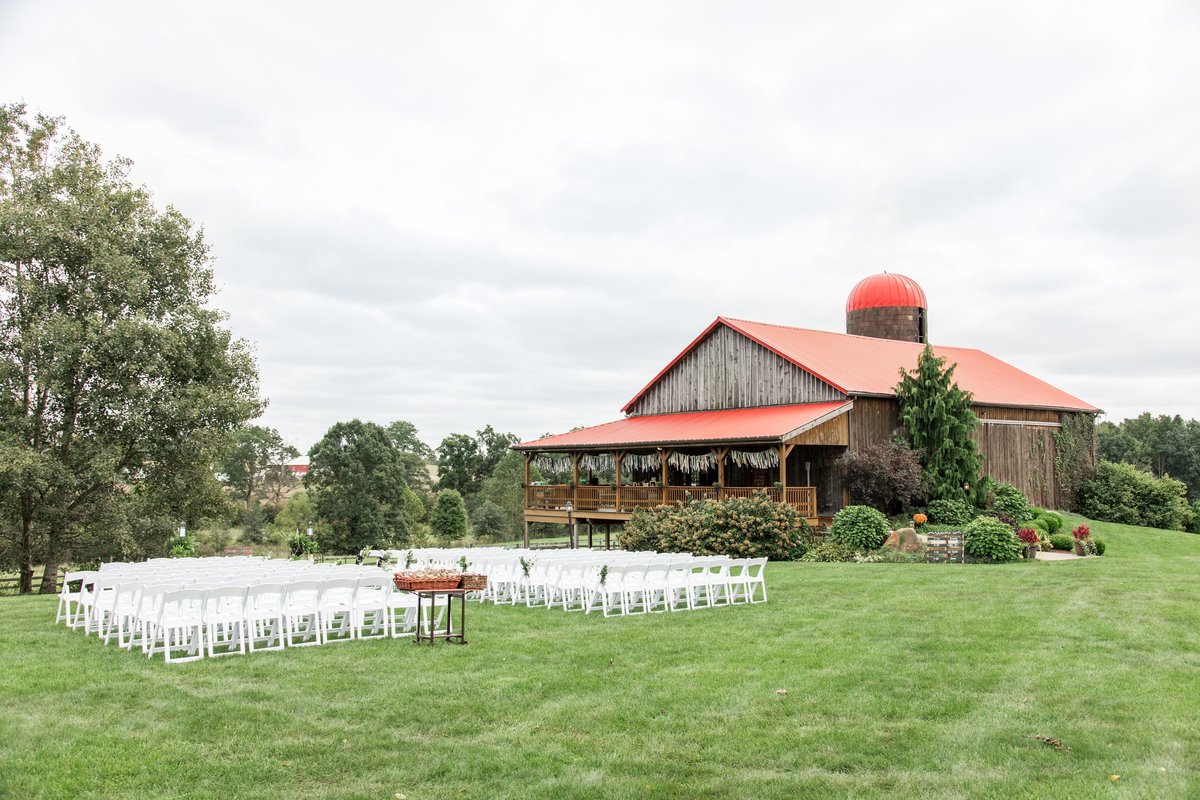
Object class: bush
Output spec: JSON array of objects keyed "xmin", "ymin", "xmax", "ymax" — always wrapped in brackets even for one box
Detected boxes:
[
  {"xmin": 1092, "ymin": 538, "xmax": 1107, "ymax": 556},
  {"xmin": 798, "ymin": 541, "xmax": 860, "ymax": 562},
  {"xmin": 1049, "ymin": 534, "xmax": 1074, "ymax": 551},
  {"xmin": 1028, "ymin": 518, "xmax": 1049, "ymax": 535},
  {"xmin": 829, "ymin": 505, "xmax": 890, "ymax": 551},
  {"xmin": 288, "ymin": 532, "xmax": 317, "ymax": 557},
  {"xmin": 1078, "ymin": 460, "xmax": 1192, "ymax": 531},
  {"xmin": 837, "ymin": 441, "xmax": 923, "ymax": 513},
  {"xmin": 1038, "ymin": 512, "xmax": 1063, "ymax": 533},
  {"xmin": 926, "ymin": 498, "xmax": 976, "ymax": 526},
  {"xmin": 430, "ymin": 489, "xmax": 469, "ymax": 543},
  {"xmin": 963, "ymin": 516, "xmax": 1022, "ymax": 562},
  {"xmin": 621, "ymin": 493, "xmax": 808, "ymax": 560},
  {"xmin": 170, "ymin": 538, "xmax": 197, "ymax": 558},
  {"xmin": 992, "ymin": 483, "xmax": 1031, "ymax": 521}
]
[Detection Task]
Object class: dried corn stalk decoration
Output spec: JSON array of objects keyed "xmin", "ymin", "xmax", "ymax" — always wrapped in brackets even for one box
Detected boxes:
[
  {"xmin": 624, "ymin": 453, "xmax": 663, "ymax": 472},
  {"xmin": 668, "ymin": 451, "xmax": 716, "ymax": 472},
  {"xmin": 533, "ymin": 455, "xmax": 573, "ymax": 475},
  {"xmin": 729, "ymin": 449, "xmax": 780, "ymax": 469},
  {"xmin": 579, "ymin": 453, "xmax": 614, "ymax": 473}
]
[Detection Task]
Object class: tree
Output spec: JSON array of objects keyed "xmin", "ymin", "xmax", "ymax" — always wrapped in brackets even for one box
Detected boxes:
[
  {"xmin": 479, "ymin": 450, "xmax": 529, "ymax": 539},
  {"xmin": 1097, "ymin": 413, "xmax": 1200, "ymax": 501},
  {"xmin": 219, "ymin": 425, "xmax": 298, "ymax": 507},
  {"xmin": 304, "ymin": 420, "xmax": 409, "ymax": 553},
  {"xmin": 429, "ymin": 489, "xmax": 468, "ymax": 543},
  {"xmin": 894, "ymin": 344, "xmax": 982, "ymax": 502},
  {"xmin": 471, "ymin": 499, "xmax": 507, "ymax": 541},
  {"xmin": 0, "ymin": 104, "xmax": 261, "ymax": 592},
  {"xmin": 435, "ymin": 425, "xmax": 519, "ymax": 497},
  {"xmin": 386, "ymin": 419, "xmax": 434, "ymax": 461},
  {"xmin": 837, "ymin": 441, "xmax": 923, "ymax": 513}
]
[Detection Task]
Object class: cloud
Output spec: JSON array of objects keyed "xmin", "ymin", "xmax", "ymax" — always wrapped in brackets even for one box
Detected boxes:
[{"xmin": 3, "ymin": 0, "xmax": 1199, "ymax": 451}]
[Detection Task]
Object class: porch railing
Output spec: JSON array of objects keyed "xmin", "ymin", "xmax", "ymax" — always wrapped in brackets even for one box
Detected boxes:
[{"xmin": 526, "ymin": 484, "xmax": 817, "ymax": 519}]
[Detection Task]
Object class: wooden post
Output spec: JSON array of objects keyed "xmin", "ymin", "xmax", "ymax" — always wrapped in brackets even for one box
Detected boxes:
[
  {"xmin": 523, "ymin": 520, "xmax": 530, "ymax": 549},
  {"xmin": 614, "ymin": 451, "xmax": 625, "ymax": 513},
  {"xmin": 659, "ymin": 449, "xmax": 671, "ymax": 504},
  {"xmin": 712, "ymin": 447, "xmax": 729, "ymax": 500},
  {"xmin": 779, "ymin": 444, "xmax": 794, "ymax": 500},
  {"xmin": 605, "ymin": 523, "xmax": 611, "ymax": 551},
  {"xmin": 588, "ymin": 522, "xmax": 594, "ymax": 549}
]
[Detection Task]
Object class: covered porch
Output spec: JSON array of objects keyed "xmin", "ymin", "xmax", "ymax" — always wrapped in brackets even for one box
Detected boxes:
[{"xmin": 513, "ymin": 401, "xmax": 854, "ymax": 545}]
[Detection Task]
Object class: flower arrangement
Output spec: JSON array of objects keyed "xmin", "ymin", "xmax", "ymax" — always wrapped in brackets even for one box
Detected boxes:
[
  {"xmin": 1016, "ymin": 528, "xmax": 1040, "ymax": 545},
  {"xmin": 403, "ymin": 549, "xmax": 415, "ymax": 569},
  {"xmin": 599, "ymin": 564, "xmax": 608, "ymax": 586},
  {"xmin": 519, "ymin": 556, "xmax": 533, "ymax": 578},
  {"xmin": 912, "ymin": 513, "xmax": 927, "ymax": 526},
  {"xmin": 1071, "ymin": 525, "xmax": 1091, "ymax": 540},
  {"xmin": 457, "ymin": 555, "xmax": 470, "ymax": 572}
]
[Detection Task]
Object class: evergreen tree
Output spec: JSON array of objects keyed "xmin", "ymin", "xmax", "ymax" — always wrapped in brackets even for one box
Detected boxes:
[
  {"xmin": 429, "ymin": 489, "xmax": 468, "ymax": 543},
  {"xmin": 894, "ymin": 344, "xmax": 982, "ymax": 502}
]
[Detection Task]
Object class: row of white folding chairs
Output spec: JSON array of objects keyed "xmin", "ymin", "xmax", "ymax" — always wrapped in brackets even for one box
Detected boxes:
[
  {"xmin": 59, "ymin": 572, "xmax": 438, "ymax": 663},
  {"xmin": 465, "ymin": 554, "xmax": 766, "ymax": 616}
]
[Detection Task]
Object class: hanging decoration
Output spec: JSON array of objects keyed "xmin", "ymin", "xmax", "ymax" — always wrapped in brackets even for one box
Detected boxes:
[
  {"xmin": 533, "ymin": 455, "xmax": 573, "ymax": 475},
  {"xmin": 729, "ymin": 449, "xmax": 780, "ymax": 470},
  {"xmin": 624, "ymin": 453, "xmax": 662, "ymax": 473},
  {"xmin": 668, "ymin": 451, "xmax": 716, "ymax": 472},
  {"xmin": 579, "ymin": 453, "xmax": 614, "ymax": 473}
]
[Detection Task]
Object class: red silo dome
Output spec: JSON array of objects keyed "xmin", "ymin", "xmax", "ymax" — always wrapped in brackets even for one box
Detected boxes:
[{"xmin": 846, "ymin": 273, "xmax": 927, "ymax": 313}]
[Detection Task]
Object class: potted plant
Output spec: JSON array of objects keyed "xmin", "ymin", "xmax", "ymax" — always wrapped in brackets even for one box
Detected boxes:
[
  {"xmin": 1071, "ymin": 524, "xmax": 1091, "ymax": 557},
  {"xmin": 1016, "ymin": 527, "xmax": 1040, "ymax": 559}
]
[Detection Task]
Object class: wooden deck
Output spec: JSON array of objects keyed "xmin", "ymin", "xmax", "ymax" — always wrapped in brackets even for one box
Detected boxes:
[{"xmin": 524, "ymin": 484, "xmax": 818, "ymax": 525}]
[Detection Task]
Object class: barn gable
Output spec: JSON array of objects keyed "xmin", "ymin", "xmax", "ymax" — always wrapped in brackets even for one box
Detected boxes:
[{"xmin": 623, "ymin": 321, "xmax": 844, "ymax": 417}]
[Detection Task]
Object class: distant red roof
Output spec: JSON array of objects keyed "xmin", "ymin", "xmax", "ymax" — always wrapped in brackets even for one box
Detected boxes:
[
  {"xmin": 846, "ymin": 273, "xmax": 927, "ymax": 312},
  {"xmin": 622, "ymin": 317, "xmax": 1099, "ymax": 414},
  {"xmin": 515, "ymin": 401, "xmax": 852, "ymax": 451}
]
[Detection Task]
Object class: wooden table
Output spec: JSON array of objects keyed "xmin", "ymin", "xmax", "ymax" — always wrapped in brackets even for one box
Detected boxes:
[{"xmin": 412, "ymin": 588, "xmax": 469, "ymax": 645}]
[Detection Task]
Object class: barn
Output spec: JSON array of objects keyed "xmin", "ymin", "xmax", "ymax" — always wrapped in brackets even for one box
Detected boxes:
[{"xmin": 513, "ymin": 273, "xmax": 1098, "ymax": 544}]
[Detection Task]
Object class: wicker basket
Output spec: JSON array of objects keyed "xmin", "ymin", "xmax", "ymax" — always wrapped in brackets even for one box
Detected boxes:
[
  {"xmin": 393, "ymin": 576, "xmax": 461, "ymax": 591},
  {"xmin": 458, "ymin": 574, "xmax": 488, "ymax": 591}
]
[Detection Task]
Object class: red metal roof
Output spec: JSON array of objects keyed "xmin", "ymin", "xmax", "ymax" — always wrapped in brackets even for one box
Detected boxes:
[
  {"xmin": 515, "ymin": 401, "xmax": 853, "ymax": 451},
  {"xmin": 622, "ymin": 317, "xmax": 1099, "ymax": 413},
  {"xmin": 846, "ymin": 273, "xmax": 927, "ymax": 312}
]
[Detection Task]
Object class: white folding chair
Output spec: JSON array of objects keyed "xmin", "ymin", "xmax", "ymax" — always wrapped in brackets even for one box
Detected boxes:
[
  {"xmin": 203, "ymin": 584, "xmax": 249, "ymax": 657},
  {"xmin": 56, "ymin": 570, "xmax": 97, "ymax": 628},
  {"xmin": 245, "ymin": 582, "xmax": 287, "ymax": 652},
  {"xmin": 282, "ymin": 579, "xmax": 323, "ymax": 647},
  {"xmin": 150, "ymin": 588, "xmax": 206, "ymax": 663},
  {"xmin": 353, "ymin": 575, "xmax": 391, "ymax": 640},
  {"xmin": 317, "ymin": 577, "xmax": 357, "ymax": 643},
  {"xmin": 102, "ymin": 581, "xmax": 144, "ymax": 646}
]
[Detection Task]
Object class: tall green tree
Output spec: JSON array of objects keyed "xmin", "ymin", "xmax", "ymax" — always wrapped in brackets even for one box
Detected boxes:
[
  {"xmin": 429, "ymin": 488, "xmax": 468, "ymax": 543},
  {"xmin": 435, "ymin": 425, "xmax": 518, "ymax": 497},
  {"xmin": 479, "ymin": 450, "xmax": 530, "ymax": 538},
  {"xmin": 219, "ymin": 424, "xmax": 298, "ymax": 507},
  {"xmin": 386, "ymin": 419, "xmax": 434, "ymax": 461},
  {"xmin": 0, "ymin": 104, "xmax": 261, "ymax": 592},
  {"xmin": 305, "ymin": 419, "xmax": 409, "ymax": 553},
  {"xmin": 894, "ymin": 345, "xmax": 982, "ymax": 502},
  {"xmin": 1098, "ymin": 413, "xmax": 1200, "ymax": 499}
]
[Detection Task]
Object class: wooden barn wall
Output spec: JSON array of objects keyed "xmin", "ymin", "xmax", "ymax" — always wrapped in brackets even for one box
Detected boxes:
[
  {"xmin": 627, "ymin": 324, "xmax": 844, "ymax": 416},
  {"xmin": 847, "ymin": 397, "xmax": 902, "ymax": 448},
  {"xmin": 786, "ymin": 413, "xmax": 849, "ymax": 446},
  {"xmin": 848, "ymin": 398, "xmax": 1068, "ymax": 509}
]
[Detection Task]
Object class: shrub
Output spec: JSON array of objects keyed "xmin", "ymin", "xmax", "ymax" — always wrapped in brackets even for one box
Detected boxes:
[
  {"xmin": 992, "ymin": 483, "xmax": 1031, "ymax": 521},
  {"xmin": 287, "ymin": 532, "xmax": 317, "ymax": 557},
  {"xmin": 430, "ymin": 489, "xmax": 469, "ymax": 543},
  {"xmin": 1049, "ymin": 534, "xmax": 1074, "ymax": 551},
  {"xmin": 170, "ymin": 538, "xmax": 197, "ymax": 558},
  {"xmin": 926, "ymin": 498, "xmax": 976, "ymax": 526},
  {"xmin": 1016, "ymin": 527, "xmax": 1039, "ymax": 545},
  {"xmin": 829, "ymin": 505, "xmax": 890, "ymax": 551},
  {"xmin": 1092, "ymin": 538, "xmax": 1107, "ymax": 556},
  {"xmin": 837, "ymin": 441, "xmax": 923, "ymax": 513},
  {"xmin": 1028, "ymin": 518, "xmax": 1049, "ymax": 535},
  {"xmin": 1078, "ymin": 460, "xmax": 1192, "ymax": 531},
  {"xmin": 798, "ymin": 541, "xmax": 860, "ymax": 562},
  {"xmin": 621, "ymin": 493, "xmax": 808, "ymax": 560},
  {"xmin": 1038, "ymin": 512, "xmax": 1063, "ymax": 533},
  {"xmin": 963, "ymin": 516, "xmax": 1022, "ymax": 562}
]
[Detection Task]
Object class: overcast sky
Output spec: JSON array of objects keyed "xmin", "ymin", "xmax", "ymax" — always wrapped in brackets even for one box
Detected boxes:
[{"xmin": 3, "ymin": 2, "xmax": 1198, "ymax": 453}]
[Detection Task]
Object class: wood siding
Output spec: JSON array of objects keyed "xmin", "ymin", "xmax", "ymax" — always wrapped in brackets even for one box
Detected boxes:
[
  {"xmin": 627, "ymin": 323, "xmax": 844, "ymax": 416},
  {"xmin": 848, "ymin": 399, "xmax": 1089, "ymax": 510},
  {"xmin": 786, "ymin": 413, "xmax": 849, "ymax": 446}
]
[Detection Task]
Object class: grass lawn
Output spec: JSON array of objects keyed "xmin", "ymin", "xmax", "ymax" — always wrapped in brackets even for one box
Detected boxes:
[{"xmin": 1, "ymin": 514, "xmax": 1198, "ymax": 799}]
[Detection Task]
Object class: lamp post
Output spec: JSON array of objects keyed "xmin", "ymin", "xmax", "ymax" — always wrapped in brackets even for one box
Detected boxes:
[{"xmin": 178, "ymin": 522, "xmax": 186, "ymax": 539}]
